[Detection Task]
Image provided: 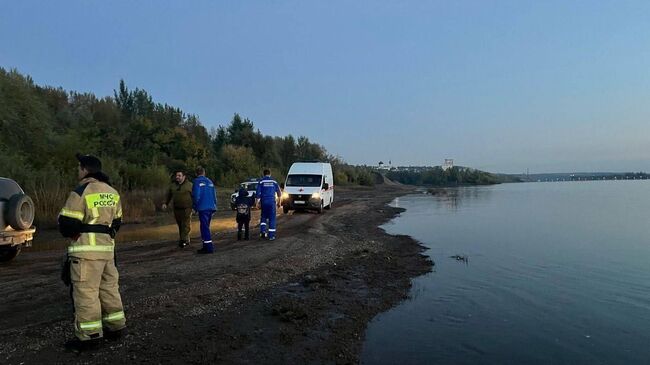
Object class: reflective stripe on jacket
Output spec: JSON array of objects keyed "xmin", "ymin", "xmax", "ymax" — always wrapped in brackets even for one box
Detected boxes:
[{"xmin": 58, "ymin": 177, "xmax": 122, "ymax": 260}]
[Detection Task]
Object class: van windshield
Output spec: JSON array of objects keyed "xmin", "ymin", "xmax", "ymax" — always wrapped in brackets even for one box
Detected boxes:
[{"xmin": 286, "ymin": 174, "xmax": 322, "ymax": 187}]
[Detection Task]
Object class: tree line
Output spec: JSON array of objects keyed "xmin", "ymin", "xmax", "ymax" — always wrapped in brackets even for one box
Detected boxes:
[
  {"xmin": 385, "ymin": 166, "xmax": 517, "ymax": 186},
  {"xmin": 0, "ymin": 67, "xmax": 374, "ymax": 194}
]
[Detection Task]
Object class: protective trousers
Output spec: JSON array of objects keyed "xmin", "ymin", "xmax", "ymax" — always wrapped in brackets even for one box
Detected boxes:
[
  {"xmin": 260, "ymin": 201, "xmax": 277, "ymax": 239},
  {"xmin": 198, "ymin": 210, "xmax": 214, "ymax": 252},
  {"xmin": 70, "ymin": 257, "xmax": 126, "ymax": 341},
  {"xmin": 174, "ymin": 208, "xmax": 192, "ymax": 243}
]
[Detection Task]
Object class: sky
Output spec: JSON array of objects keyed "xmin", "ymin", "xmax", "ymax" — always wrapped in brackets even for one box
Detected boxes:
[{"xmin": 1, "ymin": 0, "xmax": 649, "ymax": 173}]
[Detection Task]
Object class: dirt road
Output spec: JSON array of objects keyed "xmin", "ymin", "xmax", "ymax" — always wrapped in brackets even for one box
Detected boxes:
[{"xmin": 0, "ymin": 185, "xmax": 431, "ymax": 364}]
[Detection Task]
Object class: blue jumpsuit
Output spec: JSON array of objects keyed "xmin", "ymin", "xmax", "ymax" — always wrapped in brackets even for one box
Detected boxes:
[
  {"xmin": 256, "ymin": 176, "xmax": 282, "ymax": 240},
  {"xmin": 192, "ymin": 175, "xmax": 217, "ymax": 252}
]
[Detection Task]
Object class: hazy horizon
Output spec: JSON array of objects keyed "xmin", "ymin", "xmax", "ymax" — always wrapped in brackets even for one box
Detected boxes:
[{"xmin": 2, "ymin": 1, "xmax": 649, "ymax": 174}]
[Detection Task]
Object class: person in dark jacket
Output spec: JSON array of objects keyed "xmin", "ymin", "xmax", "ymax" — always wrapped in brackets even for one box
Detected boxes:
[
  {"xmin": 234, "ymin": 187, "xmax": 252, "ymax": 241},
  {"xmin": 192, "ymin": 166, "xmax": 217, "ymax": 254},
  {"xmin": 162, "ymin": 170, "xmax": 193, "ymax": 248}
]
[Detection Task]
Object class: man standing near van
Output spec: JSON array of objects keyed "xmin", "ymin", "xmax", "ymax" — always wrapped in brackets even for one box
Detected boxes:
[
  {"xmin": 192, "ymin": 167, "xmax": 217, "ymax": 254},
  {"xmin": 256, "ymin": 169, "xmax": 282, "ymax": 240},
  {"xmin": 162, "ymin": 170, "xmax": 193, "ymax": 248}
]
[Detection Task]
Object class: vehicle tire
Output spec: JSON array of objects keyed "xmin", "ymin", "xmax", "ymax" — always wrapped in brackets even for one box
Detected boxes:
[
  {"xmin": 0, "ymin": 246, "xmax": 21, "ymax": 262},
  {"xmin": 317, "ymin": 200, "xmax": 323, "ymax": 214},
  {"xmin": 283, "ymin": 206, "xmax": 290, "ymax": 214},
  {"xmin": 325, "ymin": 198, "xmax": 332, "ymax": 210},
  {"xmin": 8, "ymin": 193, "xmax": 35, "ymax": 230}
]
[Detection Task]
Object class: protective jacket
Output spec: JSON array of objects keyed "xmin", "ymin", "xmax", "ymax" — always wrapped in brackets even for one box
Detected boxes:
[
  {"xmin": 58, "ymin": 173, "xmax": 122, "ymax": 260},
  {"xmin": 256, "ymin": 176, "xmax": 281, "ymax": 204},
  {"xmin": 192, "ymin": 175, "xmax": 217, "ymax": 212}
]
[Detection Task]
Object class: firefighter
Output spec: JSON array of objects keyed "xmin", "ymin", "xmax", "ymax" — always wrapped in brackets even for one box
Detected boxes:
[
  {"xmin": 255, "ymin": 169, "xmax": 282, "ymax": 240},
  {"xmin": 162, "ymin": 170, "xmax": 193, "ymax": 248},
  {"xmin": 58, "ymin": 154, "xmax": 126, "ymax": 351},
  {"xmin": 192, "ymin": 166, "xmax": 217, "ymax": 254}
]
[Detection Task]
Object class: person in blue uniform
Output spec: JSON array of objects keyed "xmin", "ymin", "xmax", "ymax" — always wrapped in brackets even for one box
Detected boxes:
[
  {"xmin": 192, "ymin": 166, "xmax": 217, "ymax": 254},
  {"xmin": 255, "ymin": 169, "xmax": 282, "ymax": 240}
]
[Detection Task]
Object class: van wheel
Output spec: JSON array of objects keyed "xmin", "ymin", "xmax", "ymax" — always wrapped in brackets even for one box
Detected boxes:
[
  {"xmin": 325, "ymin": 199, "xmax": 332, "ymax": 210},
  {"xmin": 8, "ymin": 193, "xmax": 35, "ymax": 230},
  {"xmin": 283, "ymin": 206, "xmax": 290, "ymax": 214},
  {"xmin": 0, "ymin": 246, "xmax": 21, "ymax": 262},
  {"xmin": 317, "ymin": 201, "xmax": 323, "ymax": 214}
]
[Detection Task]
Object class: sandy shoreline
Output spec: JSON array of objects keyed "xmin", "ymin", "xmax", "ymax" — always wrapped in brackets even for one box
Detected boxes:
[{"xmin": 0, "ymin": 184, "xmax": 431, "ymax": 364}]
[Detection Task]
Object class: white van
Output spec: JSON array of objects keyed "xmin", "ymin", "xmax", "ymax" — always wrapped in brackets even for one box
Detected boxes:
[{"xmin": 281, "ymin": 162, "xmax": 333, "ymax": 214}]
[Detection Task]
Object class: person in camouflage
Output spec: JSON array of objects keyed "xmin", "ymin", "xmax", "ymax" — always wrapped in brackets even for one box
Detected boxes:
[{"xmin": 163, "ymin": 170, "xmax": 193, "ymax": 248}]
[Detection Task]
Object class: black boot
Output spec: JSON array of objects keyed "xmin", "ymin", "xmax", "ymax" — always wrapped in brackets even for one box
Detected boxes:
[
  {"xmin": 65, "ymin": 337, "xmax": 102, "ymax": 352},
  {"xmin": 104, "ymin": 327, "xmax": 127, "ymax": 341},
  {"xmin": 197, "ymin": 242, "xmax": 214, "ymax": 254},
  {"xmin": 178, "ymin": 240, "xmax": 188, "ymax": 248},
  {"xmin": 237, "ymin": 231, "xmax": 242, "ymax": 241}
]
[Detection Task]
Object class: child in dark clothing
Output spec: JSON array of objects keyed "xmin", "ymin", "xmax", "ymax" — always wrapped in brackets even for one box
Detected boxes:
[{"xmin": 235, "ymin": 188, "xmax": 252, "ymax": 240}]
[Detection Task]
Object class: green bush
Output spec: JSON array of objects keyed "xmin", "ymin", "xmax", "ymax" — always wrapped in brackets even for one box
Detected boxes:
[
  {"xmin": 334, "ymin": 171, "xmax": 350, "ymax": 186},
  {"xmin": 357, "ymin": 170, "xmax": 375, "ymax": 186}
]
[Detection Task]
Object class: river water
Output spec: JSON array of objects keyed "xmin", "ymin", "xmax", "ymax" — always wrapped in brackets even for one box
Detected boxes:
[{"xmin": 362, "ymin": 181, "xmax": 650, "ymax": 365}]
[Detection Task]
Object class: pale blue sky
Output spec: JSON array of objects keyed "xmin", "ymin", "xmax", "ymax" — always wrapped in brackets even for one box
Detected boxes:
[{"xmin": 2, "ymin": 1, "xmax": 649, "ymax": 173}]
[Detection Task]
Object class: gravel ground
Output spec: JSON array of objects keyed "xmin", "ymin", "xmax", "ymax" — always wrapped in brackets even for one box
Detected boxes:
[{"xmin": 0, "ymin": 184, "xmax": 431, "ymax": 364}]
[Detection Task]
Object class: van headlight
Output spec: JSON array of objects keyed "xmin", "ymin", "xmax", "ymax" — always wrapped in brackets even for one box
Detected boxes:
[
  {"xmin": 282, "ymin": 192, "xmax": 289, "ymax": 199},
  {"xmin": 311, "ymin": 192, "xmax": 320, "ymax": 199}
]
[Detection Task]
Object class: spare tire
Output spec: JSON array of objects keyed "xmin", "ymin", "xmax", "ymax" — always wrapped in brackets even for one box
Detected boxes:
[{"xmin": 7, "ymin": 193, "xmax": 35, "ymax": 230}]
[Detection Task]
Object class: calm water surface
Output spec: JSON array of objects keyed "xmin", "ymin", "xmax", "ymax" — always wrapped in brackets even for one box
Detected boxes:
[{"xmin": 362, "ymin": 181, "xmax": 650, "ymax": 365}]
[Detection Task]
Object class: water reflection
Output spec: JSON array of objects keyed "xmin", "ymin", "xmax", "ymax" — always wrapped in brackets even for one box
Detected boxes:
[
  {"xmin": 363, "ymin": 181, "xmax": 650, "ymax": 365},
  {"xmin": 391, "ymin": 186, "xmax": 493, "ymax": 211},
  {"xmin": 421, "ymin": 186, "xmax": 493, "ymax": 211}
]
